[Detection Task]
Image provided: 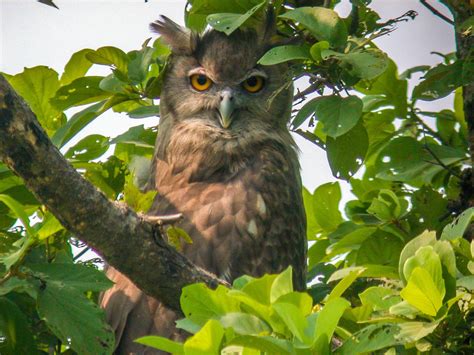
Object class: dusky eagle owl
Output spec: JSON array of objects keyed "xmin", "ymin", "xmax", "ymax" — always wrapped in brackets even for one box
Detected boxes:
[{"xmin": 100, "ymin": 12, "xmax": 306, "ymax": 354}]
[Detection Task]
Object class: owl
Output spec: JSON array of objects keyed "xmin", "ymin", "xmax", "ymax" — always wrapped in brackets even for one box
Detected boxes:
[{"xmin": 100, "ymin": 12, "xmax": 306, "ymax": 354}]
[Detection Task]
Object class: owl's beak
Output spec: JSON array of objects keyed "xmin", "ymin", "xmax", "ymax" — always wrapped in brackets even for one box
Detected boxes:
[{"xmin": 218, "ymin": 90, "xmax": 235, "ymax": 129}]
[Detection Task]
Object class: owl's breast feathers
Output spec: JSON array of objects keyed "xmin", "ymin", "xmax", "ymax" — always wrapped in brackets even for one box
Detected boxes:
[{"xmin": 148, "ymin": 119, "xmax": 307, "ymax": 290}]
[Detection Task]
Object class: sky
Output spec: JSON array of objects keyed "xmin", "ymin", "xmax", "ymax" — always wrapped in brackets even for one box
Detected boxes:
[{"xmin": 1, "ymin": 0, "xmax": 456, "ymax": 195}]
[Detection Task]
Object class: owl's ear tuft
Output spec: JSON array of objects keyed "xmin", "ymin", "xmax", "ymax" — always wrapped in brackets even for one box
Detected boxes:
[{"xmin": 150, "ymin": 16, "xmax": 197, "ymax": 55}]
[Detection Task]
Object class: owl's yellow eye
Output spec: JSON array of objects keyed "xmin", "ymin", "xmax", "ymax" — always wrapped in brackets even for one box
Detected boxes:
[
  {"xmin": 190, "ymin": 74, "xmax": 212, "ymax": 91},
  {"xmin": 242, "ymin": 76, "xmax": 265, "ymax": 93}
]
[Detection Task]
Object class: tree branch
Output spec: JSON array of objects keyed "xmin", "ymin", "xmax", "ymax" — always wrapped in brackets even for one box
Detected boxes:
[
  {"xmin": 0, "ymin": 75, "xmax": 226, "ymax": 313},
  {"xmin": 420, "ymin": 0, "xmax": 455, "ymax": 25}
]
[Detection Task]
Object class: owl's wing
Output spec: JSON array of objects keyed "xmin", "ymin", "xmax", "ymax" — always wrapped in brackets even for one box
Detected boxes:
[{"xmin": 99, "ymin": 267, "xmax": 185, "ymax": 354}]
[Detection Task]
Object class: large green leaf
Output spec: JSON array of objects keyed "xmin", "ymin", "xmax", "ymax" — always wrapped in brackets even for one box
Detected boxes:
[
  {"xmin": 311, "ymin": 182, "xmax": 343, "ymax": 233},
  {"xmin": 37, "ymin": 283, "xmax": 114, "ymax": 354},
  {"xmin": 313, "ymin": 297, "xmax": 350, "ymax": 352},
  {"xmin": 398, "ymin": 231, "xmax": 436, "ymax": 284},
  {"xmin": 51, "ymin": 101, "xmax": 108, "ymax": 148},
  {"xmin": 326, "ymin": 122, "xmax": 368, "ymax": 180},
  {"xmin": 64, "ymin": 134, "xmax": 110, "ymax": 161},
  {"xmin": 322, "ymin": 48, "xmax": 388, "ymax": 80},
  {"xmin": 51, "ymin": 76, "xmax": 111, "ymax": 111},
  {"xmin": 280, "ymin": 7, "xmax": 348, "ymax": 47},
  {"xmin": 219, "ymin": 312, "xmax": 270, "ymax": 335},
  {"xmin": 374, "ymin": 137, "xmax": 466, "ymax": 183},
  {"xmin": 272, "ymin": 302, "xmax": 308, "ymax": 343},
  {"xmin": 403, "ymin": 246, "xmax": 445, "ymax": 298},
  {"xmin": 441, "ymin": 207, "xmax": 474, "ymax": 240},
  {"xmin": 6, "ymin": 66, "xmax": 62, "ymax": 134},
  {"xmin": 412, "ymin": 60, "xmax": 465, "ymax": 101},
  {"xmin": 228, "ymin": 335, "xmax": 293, "ymax": 353},
  {"xmin": 258, "ymin": 45, "xmax": 311, "ymax": 65},
  {"xmin": 359, "ymin": 286, "xmax": 401, "ymax": 311},
  {"xmin": 0, "ymin": 297, "xmax": 37, "ymax": 355},
  {"xmin": 327, "ymin": 268, "xmax": 365, "ymax": 301},
  {"xmin": 135, "ymin": 336, "xmax": 184, "ymax": 354},
  {"xmin": 270, "ymin": 266, "xmax": 293, "ymax": 303},
  {"xmin": 184, "ymin": 319, "xmax": 224, "ymax": 355},
  {"xmin": 128, "ymin": 47, "xmax": 155, "ymax": 84},
  {"xmin": 61, "ymin": 49, "xmax": 94, "ymax": 85},
  {"xmin": 207, "ymin": 1, "xmax": 266, "ymax": 35},
  {"xmin": 308, "ymin": 95, "xmax": 363, "ymax": 138},
  {"xmin": 86, "ymin": 46, "xmax": 129, "ymax": 73},
  {"xmin": 25, "ymin": 263, "xmax": 113, "ymax": 292},
  {"xmin": 338, "ymin": 324, "xmax": 400, "ymax": 354},
  {"xmin": 356, "ymin": 59, "xmax": 407, "ymax": 118},
  {"xmin": 181, "ymin": 284, "xmax": 240, "ymax": 325},
  {"xmin": 400, "ymin": 267, "xmax": 443, "ymax": 316}
]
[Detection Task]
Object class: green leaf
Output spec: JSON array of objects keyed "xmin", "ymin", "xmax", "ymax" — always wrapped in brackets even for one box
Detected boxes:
[
  {"xmin": 64, "ymin": 134, "xmax": 110, "ymax": 161},
  {"xmin": 326, "ymin": 227, "xmax": 376, "ymax": 256},
  {"xmin": 356, "ymin": 59, "xmax": 407, "ymax": 118},
  {"xmin": 457, "ymin": 275, "xmax": 474, "ymax": 290},
  {"xmin": 135, "ymin": 336, "xmax": 184, "ymax": 354},
  {"xmin": 184, "ymin": 319, "xmax": 224, "ymax": 355},
  {"xmin": 280, "ymin": 7, "xmax": 348, "ymax": 47},
  {"xmin": 219, "ymin": 312, "xmax": 270, "ymax": 335},
  {"xmin": 367, "ymin": 189, "xmax": 407, "ymax": 222},
  {"xmin": 400, "ymin": 267, "xmax": 443, "ymax": 316},
  {"xmin": 322, "ymin": 48, "xmax": 388, "ymax": 80},
  {"xmin": 128, "ymin": 47, "xmax": 155, "ymax": 84},
  {"xmin": 26, "ymin": 263, "xmax": 113, "ymax": 292},
  {"xmin": 327, "ymin": 267, "xmax": 365, "ymax": 301},
  {"xmin": 37, "ymin": 283, "xmax": 114, "ymax": 354},
  {"xmin": 412, "ymin": 60, "xmax": 464, "ymax": 101},
  {"xmin": 51, "ymin": 101, "xmax": 108, "ymax": 148},
  {"xmin": 275, "ymin": 291, "xmax": 313, "ymax": 316},
  {"xmin": 0, "ymin": 297, "xmax": 37, "ymax": 355},
  {"xmin": 270, "ymin": 266, "xmax": 293, "ymax": 303},
  {"xmin": 403, "ymin": 246, "xmax": 445, "ymax": 298},
  {"xmin": 311, "ymin": 182, "xmax": 343, "ymax": 233},
  {"xmin": 441, "ymin": 207, "xmax": 474, "ymax": 240},
  {"xmin": 229, "ymin": 335, "xmax": 293, "ymax": 353},
  {"xmin": 399, "ymin": 230, "xmax": 436, "ymax": 284},
  {"xmin": 326, "ymin": 122, "xmax": 368, "ymax": 180},
  {"xmin": 396, "ymin": 321, "xmax": 440, "ymax": 343},
  {"xmin": 6, "ymin": 66, "xmax": 62, "ymax": 134},
  {"xmin": 310, "ymin": 41, "xmax": 330, "ymax": 62},
  {"xmin": 356, "ymin": 231, "xmax": 404, "ymax": 268},
  {"xmin": 312, "ymin": 95, "xmax": 363, "ymax": 138},
  {"xmin": 338, "ymin": 324, "xmax": 400, "ymax": 354},
  {"xmin": 0, "ymin": 194, "xmax": 35, "ymax": 238},
  {"xmin": 313, "ymin": 297, "xmax": 350, "ymax": 352},
  {"xmin": 86, "ymin": 46, "xmax": 129, "ymax": 73},
  {"xmin": 241, "ymin": 273, "xmax": 278, "ymax": 306},
  {"xmin": 61, "ymin": 49, "xmax": 94, "ymax": 85},
  {"xmin": 207, "ymin": 1, "xmax": 266, "ymax": 35},
  {"xmin": 374, "ymin": 137, "xmax": 466, "ymax": 183},
  {"xmin": 128, "ymin": 105, "xmax": 160, "ymax": 118},
  {"xmin": 258, "ymin": 45, "xmax": 310, "ymax": 65},
  {"xmin": 51, "ymin": 76, "xmax": 111, "ymax": 111},
  {"xmin": 166, "ymin": 226, "xmax": 193, "ymax": 251},
  {"xmin": 272, "ymin": 302, "xmax": 308, "ymax": 343},
  {"xmin": 359, "ymin": 286, "xmax": 401, "ymax": 311},
  {"xmin": 36, "ymin": 212, "xmax": 64, "ymax": 240},
  {"xmin": 181, "ymin": 284, "xmax": 240, "ymax": 325}
]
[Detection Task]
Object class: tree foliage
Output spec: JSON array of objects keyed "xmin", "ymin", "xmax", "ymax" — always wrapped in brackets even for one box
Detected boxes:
[{"xmin": 0, "ymin": 0, "xmax": 473, "ymax": 354}]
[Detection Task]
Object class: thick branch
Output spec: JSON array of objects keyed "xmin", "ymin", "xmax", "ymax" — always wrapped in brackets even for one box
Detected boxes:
[{"xmin": 0, "ymin": 75, "xmax": 225, "ymax": 313}]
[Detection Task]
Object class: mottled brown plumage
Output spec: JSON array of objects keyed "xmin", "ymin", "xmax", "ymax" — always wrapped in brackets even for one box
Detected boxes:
[{"xmin": 100, "ymin": 14, "xmax": 306, "ymax": 354}]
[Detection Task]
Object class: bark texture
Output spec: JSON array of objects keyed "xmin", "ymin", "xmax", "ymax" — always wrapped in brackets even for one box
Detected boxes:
[{"xmin": 0, "ymin": 75, "xmax": 225, "ymax": 313}]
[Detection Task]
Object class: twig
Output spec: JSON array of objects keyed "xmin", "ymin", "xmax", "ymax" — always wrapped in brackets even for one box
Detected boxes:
[
  {"xmin": 420, "ymin": 0, "xmax": 454, "ymax": 25},
  {"xmin": 423, "ymin": 143, "xmax": 462, "ymax": 179},
  {"xmin": 411, "ymin": 111, "xmax": 449, "ymax": 145},
  {"xmin": 142, "ymin": 213, "xmax": 184, "ymax": 225},
  {"xmin": 73, "ymin": 246, "xmax": 91, "ymax": 261}
]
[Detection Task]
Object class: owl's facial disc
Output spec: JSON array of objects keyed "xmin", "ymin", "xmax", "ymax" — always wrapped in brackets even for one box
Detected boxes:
[{"xmin": 218, "ymin": 89, "xmax": 234, "ymax": 129}]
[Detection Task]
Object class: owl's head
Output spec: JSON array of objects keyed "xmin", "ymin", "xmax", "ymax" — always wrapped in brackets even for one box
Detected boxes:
[{"xmin": 150, "ymin": 13, "xmax": 293, "ymax": 134}]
